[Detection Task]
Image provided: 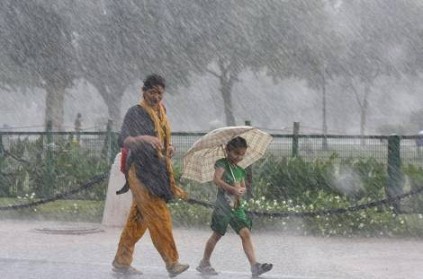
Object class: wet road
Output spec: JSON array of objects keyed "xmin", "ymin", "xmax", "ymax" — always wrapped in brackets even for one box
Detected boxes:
[{"xmin": 0, "ymin": 220, "xmax": 422, "ymax": 279}]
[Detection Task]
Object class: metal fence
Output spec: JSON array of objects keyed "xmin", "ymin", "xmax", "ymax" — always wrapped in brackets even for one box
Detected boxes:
[
  {"xmin": 1, "ymin": 129, "xmax": 422, "ymax": 198},
  {"xmin": 173, "ymin": 133, "xmax": 423, "ymax": 167},
  {"xmin": 2, "ymin": 132, "xmax": 421, "ymax": 165}
]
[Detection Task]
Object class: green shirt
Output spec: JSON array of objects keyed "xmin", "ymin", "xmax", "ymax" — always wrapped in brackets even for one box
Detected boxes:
[{"xmin": 214, "ymin": 158, "xmax": 246, "ymax": 208}]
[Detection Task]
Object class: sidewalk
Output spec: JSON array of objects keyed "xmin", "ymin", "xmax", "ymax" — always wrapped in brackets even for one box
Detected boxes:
[{"xmin": 1, "ymin": 219, "xmax": 422, "ymax": 279}]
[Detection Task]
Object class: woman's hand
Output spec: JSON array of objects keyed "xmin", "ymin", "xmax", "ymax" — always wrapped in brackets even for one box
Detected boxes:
[
  {"xmin": 141, "ymin": 135, "xmax": 163, "ymax": 150},
  {"xmin": 124, "ymin": 135, "xmax": 163, "ymax": 151}
]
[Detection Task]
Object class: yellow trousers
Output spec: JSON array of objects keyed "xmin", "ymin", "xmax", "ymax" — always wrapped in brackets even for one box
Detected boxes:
[{"xmin": 113, "ymin": 166, "xmax": 179, "ymax": 268}]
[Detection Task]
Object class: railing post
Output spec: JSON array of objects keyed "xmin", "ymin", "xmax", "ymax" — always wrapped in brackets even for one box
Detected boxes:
[
  {"xmin": 106, "ymin": 120, "xmax": 113, "ymax": 165},
  {"xmin": 322, "ymin": 135, "xmax": 328, "ymax": 151},
  {"xmin": 44, "ymin": 120, "xmax": 55, "ymax": 198},
  {"xmin": 0, "ymin": 133, "xmax": 6, "ymax": 196},
  {"xmin": 387, "ymin": 135, "xmax": 403, "ymax": 213},
  {"xmin": 292, "ymin": 122, "xmax": 299, "ymax": 157},
  {"xmin": 0, "ymin": 133, "xmax": 4, "ymax": 158},
  {"xmin": 244, "ymin": 120, "xmax": 253, "ymax": 199}
]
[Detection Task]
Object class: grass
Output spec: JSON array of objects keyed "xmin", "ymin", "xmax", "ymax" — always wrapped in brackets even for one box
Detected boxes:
[
  {"xmin": 0, "ymin": 198, "xmax": 423, "ymax": 238},
  {"xmin": 400, "ymin": 214, "xmax": 423, "ymax": 237},
  {"xmin": 0, "ymin": 198, "xmax": 104, "ymax": 223}
]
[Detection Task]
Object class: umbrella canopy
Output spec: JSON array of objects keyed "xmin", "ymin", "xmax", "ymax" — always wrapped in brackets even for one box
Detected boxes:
[{"xmin": 182, "ymin": 126, "xmax": 273, "ymax": 183}]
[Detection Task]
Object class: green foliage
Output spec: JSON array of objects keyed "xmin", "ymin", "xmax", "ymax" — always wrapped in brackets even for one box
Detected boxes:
[
  {"xmin": 337, "ymin": 157, "xmax": 387, "ymax": 201},
  {"xmin": 0, "ymin": 135, "xmax": 109, "ymax": 200},
  {"xmin": 2, "ymin": 139, "xmax": 423, "ymax": 237},
  {"xmin": 167, "ymin": 192, "xmax": 423, "ymax": 237},
  {"xmin": 299, "ymin": 191, "xmax": 408, "ymax": 237},
  {"xmin": 254, "ymin": 155, "xmax": 337, "ymax": 205},
  {"xmin": 240, "ymin": 193, "xmax": 412, "ymax": 237},
  {"xmin": 252, "ymin": 155, "xmax": 388, "ymax": 206},
  {"xmin": 170, "ymin": 155, "xmax": 423, "ymax": 237},
  {"xmin": 169, "ymin": 201, "xmax": 212, "ymax": 228},
  {"xmin": 49, "ymin": 139, "xmax": 109, "ymax": 200},
  {"xmin": 402, "ymin": 164, "xmax": 423, "ymax": 213},
  {"xmin": 173, "ymin": 161, "xmax": 218, "ymax": 204}
]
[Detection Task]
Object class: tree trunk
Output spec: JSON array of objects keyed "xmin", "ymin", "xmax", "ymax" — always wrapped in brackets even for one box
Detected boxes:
[
  {"xmin": 360, "ymin": 84, "xmax": 370, "ymax": 146},
  {"xmin": 96, "ymin": 83, "xmax": 124, "ymax": 131},
  {"xmin": 107, "ymin": 96, "xmax": 122, "ymax": 130},
  {"xmin": 220, "ymin": 75, "xmax": 236, "ymax": 126},
  {"xmin": 45, "ymin": 84, "xmax": 65, "ymax": 131},
  {"xmin": 321, "ymin": 68, "xmax": 328, "ymax": 150}
]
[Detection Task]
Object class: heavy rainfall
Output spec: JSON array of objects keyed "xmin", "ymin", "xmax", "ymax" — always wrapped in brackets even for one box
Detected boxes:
[{"xmin": 1, "ymin": 0, "xmax": 423, "ymax": 278}]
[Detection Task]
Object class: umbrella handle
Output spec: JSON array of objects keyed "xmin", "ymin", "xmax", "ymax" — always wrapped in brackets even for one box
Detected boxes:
[
  {"xmin": 223, "ymin": 148, "xmax": 238, "ymax": 184},
  {"xmin": 221, "ymin": 145, "xmax": 226, "ymax": 156}
]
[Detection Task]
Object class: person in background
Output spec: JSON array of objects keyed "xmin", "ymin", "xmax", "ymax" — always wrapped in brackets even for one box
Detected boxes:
[
  {"xmin": 196, "ymin": 136, "xmax": 273, "ymax": 277},
  {"xmin": 112, "ymin": 74, "xmax": 189, "ymax": 277}
]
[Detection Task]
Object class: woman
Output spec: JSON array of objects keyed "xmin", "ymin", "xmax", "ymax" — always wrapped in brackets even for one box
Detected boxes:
[{"xmin": 112, "ymin": 74, "xmax": 189, "ymax": 277}]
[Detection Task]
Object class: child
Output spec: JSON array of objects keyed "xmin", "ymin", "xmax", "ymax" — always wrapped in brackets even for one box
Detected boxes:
[{"xmin": 196, "ymin": 136, "xmax": 273, "ymax": 277}]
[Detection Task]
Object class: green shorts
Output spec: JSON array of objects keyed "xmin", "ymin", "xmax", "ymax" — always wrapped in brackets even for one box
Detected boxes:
[{"xmin": 210, "ymin": 206, "xmax": 252, "ymax": 235}]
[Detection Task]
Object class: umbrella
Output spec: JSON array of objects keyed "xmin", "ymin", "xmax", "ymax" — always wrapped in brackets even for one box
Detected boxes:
[{"xmin": 182, "ymin": 126, "xmax": 273, "ymax": 183}]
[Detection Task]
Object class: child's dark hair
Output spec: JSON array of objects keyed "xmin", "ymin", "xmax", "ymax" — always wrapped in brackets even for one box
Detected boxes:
[
  {"xmin": 226, "ymin": 136, "xmax": 248, "ymax": 150},
  {"xmin": 142, "ymin": 74, "xmax": 166, "ymax": 91}
]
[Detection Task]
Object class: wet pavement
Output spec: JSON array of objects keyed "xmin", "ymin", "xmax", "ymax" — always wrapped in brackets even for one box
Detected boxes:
[{"xmin": 1, "ymin": 219, "xmax": 422, "ymax": 279}]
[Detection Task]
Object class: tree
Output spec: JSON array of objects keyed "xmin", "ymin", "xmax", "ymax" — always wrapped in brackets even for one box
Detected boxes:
[
  {"xmin": 187, "ymin": 0, "xmax": 337, "ymax": 127},
  {"xmin": 74, "ymin": 0, "xmax": 339, "ymax": 129},
  {"xmin": 75, "ymin": 0, "xmax": 209, "ymax": 127},
  {"xmin": 261, "ymin": 0, "xmax": 342, "ymax": 148},
  {"xmin": 0, "ymin": 0, "xmax": 76, "ymax": 130},
  {"xmin": 336, "ymin": 0, "xmax": 423, "ymax": 141}
]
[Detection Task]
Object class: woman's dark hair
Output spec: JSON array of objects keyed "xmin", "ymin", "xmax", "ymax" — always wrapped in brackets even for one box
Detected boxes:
[
  {"xmin": 142, "ymin": 74, "xmax": 166, "ymax": 91},
  {"xmin": 226, "ymin": 136, "xmax": 248, "ymax": 150}
]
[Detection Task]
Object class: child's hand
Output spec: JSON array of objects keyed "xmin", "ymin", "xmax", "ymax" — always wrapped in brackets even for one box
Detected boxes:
[{"xmin": 233, "ymin": 183, "xmax": 246, "ymax": 196}]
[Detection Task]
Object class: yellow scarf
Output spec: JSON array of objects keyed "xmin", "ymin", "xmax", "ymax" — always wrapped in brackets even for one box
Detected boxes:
[{"xmin": 139, "ymin": 100, "xmax": 187, "ymax": 200}]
